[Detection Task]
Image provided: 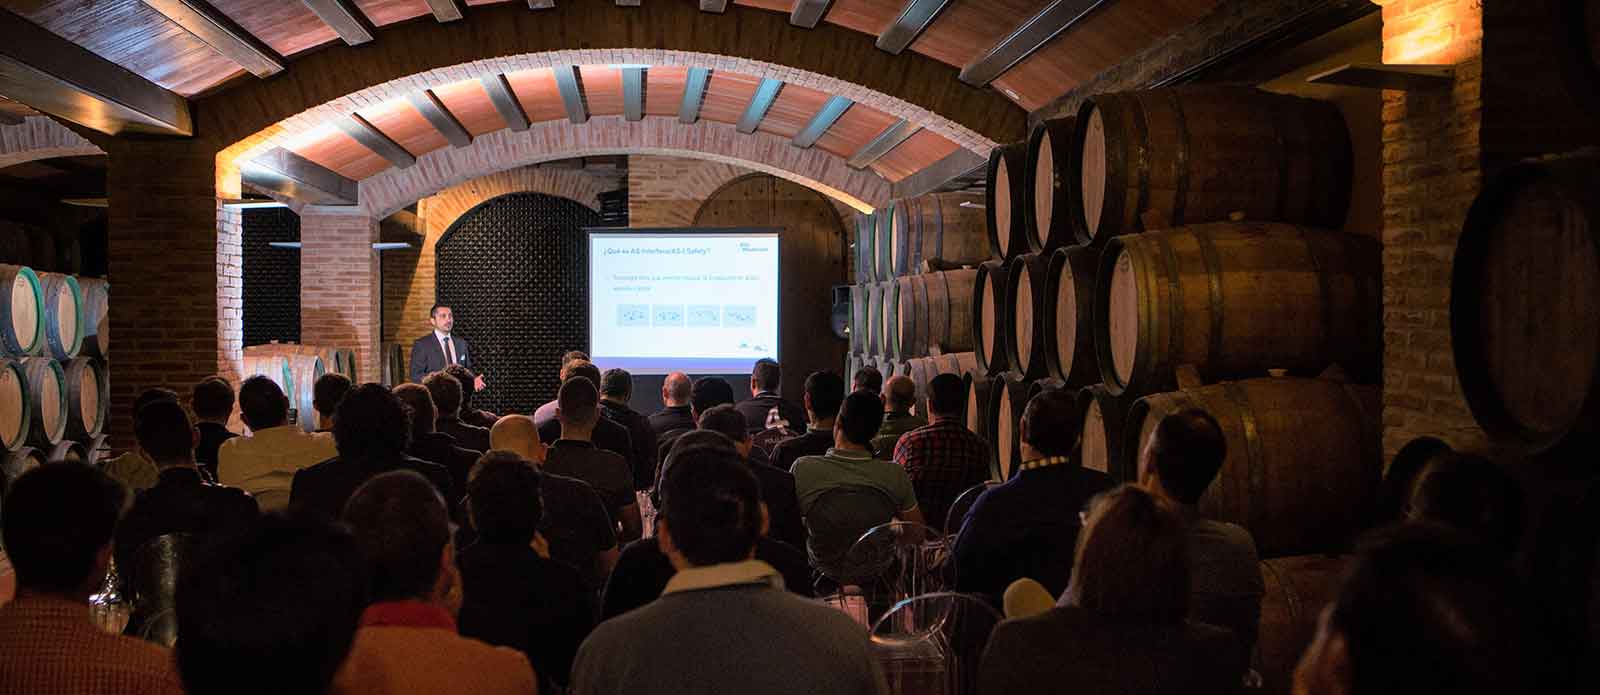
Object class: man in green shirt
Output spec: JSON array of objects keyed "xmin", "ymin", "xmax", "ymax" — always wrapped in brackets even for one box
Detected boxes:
[{"xmin": 870, "ymin": 375, "xmax": 926, "ymax": 457}]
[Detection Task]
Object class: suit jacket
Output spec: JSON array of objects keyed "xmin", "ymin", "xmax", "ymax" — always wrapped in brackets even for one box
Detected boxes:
[
  {"xmin": 290, "ymin": 454, "xmax": 456, "ymax": 521},
  {"xmin": 409, "ymin": 332, "xmax": 472, "ymax": 383}
]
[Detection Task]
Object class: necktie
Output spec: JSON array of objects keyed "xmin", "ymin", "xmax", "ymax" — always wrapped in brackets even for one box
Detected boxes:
[{"xmin": 444, "ymin": 336, "xmax": 456, "ymax": 365}]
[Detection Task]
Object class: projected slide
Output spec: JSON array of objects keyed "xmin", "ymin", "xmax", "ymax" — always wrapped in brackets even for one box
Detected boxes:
[{"xmin": 589, "ymin": 230, "xmax": 780, "ymax": 374}]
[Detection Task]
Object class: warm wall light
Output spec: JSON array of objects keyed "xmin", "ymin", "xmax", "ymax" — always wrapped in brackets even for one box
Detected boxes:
[{"xmin": 1374, "ymin": 0, "xmax": 1480, "ymax": 65}]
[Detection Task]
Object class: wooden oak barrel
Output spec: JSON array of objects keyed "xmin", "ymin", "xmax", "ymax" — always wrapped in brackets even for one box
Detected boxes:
[
  {"xmin": 904, "ymin": 356, "xmax": 939, "ymax": 418},
  {"xmin": 1026, "ymin": 115, "xmax": 1079, "ymax": 253},
  {"xmin": 1256, "ymin": 555, "xmax": 1351, "ymax": 695},
  {"xmin": 879, "ymin": 280, "xmax": 900, "ymax": 361},
  {"xmin": 47, "ymin": 440, "xmax": 86, "ymax": 464},
  {"xmin": 1072, "ymin": 87, "xmax": 1352, "ymax": 246},
  {"xmin": 986, "ymin": 143, "xmax": 1031, "ymax": 260},
  {"xmin": 1, "ymin": 447, "xmax": 44, "ymax": 488},
  {"xmin": 866, "ymin": 282, "xmax": 884, "ymax": 355},
  {"xmin": 1125, "ymin": 377, "xmax": 1381, "ymax": 556},
  {"xmin": 0, "ymin": 265, "xmax": 42, "ymax": 357},
  {"xmin": 855, "ymin": 213, "xmax": 878, "ymax": 282},
  {"xmin": 895, "ymin": 274, "xmax": 927, "ymax": 360},
  {"xmin": 1043, "ymin": 245, "xmax": 1102, "ymax": 387},
  {"xmin": 1096, "ymin": 222, "xmax": 1380, "ymax": 397},
  {"xmin": 285, "ymin": 354, "xmax": 327, "ymax": 433},
  {"xmin": 81, "ymin": 433, "xmax": 110, "ymax": 467},
  {"xmin": 36, "ymin": 273, "xmax": 82, "ymax": 360},
  {"xmin": 241, "ymin": 351, "xmax": 292, "ymax": 404},
  {"xmin": 965, "ymin": 375, "xmax": 994, "ymax": 449},
  {"xmin": 0, "ymin": 359, "xmax": 28, "ymax": 452},
  {"xmin": 973, "ymin": 260, "xmax": 1010, "ymax": 376},
  {"xmin": 1077, "ymin": 384, "xmax": 1139, "ymax": 482},
  {"xmin": 1003, "ymin": 253, "xmax": 1051, "ymax": 379},
  {"xmin": 889, "ymin": 193, "xmax": 991, "ymax": 273},
  {"xmin": 935, "ymin": 351, "xmax": 978, "ymax": 380},
  {"xmin": 382, "ymin": 342, "xmax": 406, "ymax": 386},
  {"xmin": 61, "ymin": 357, "xmax": 106, "ymax": 439},
  {"xmin": 1451, "ymin": 151, "xmax": 1600, "ymax": 454},
  {"xmin": 850, "ymin": 284, "xmax": 869, "ymax": 354},
  {"xmin": 77, "ymin": 277, "xmax": 108, "ymax": 359},
  {"xmin": 924, "ymin": 268, "xmax": 977, "ymax": 354},
  {"xmin": 21, "ymin": 357, "xmax": 64, "ymax": 449},
  {"xmin": 875, "ymin": 209, "xmax": 896, "ymax": 282},
  {"xmin": 987, "ymin": 375, "xmax": 1031, "ymax": 481}
]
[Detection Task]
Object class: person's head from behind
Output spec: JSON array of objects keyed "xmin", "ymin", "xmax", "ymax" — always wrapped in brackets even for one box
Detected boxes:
[
  {"xmin": 132, "ymin": 387, "xmax": 182, "ymax": 449},
  {"xmin": 1294, "ymin": 523, "xmax": 1540, "ymax": 695},
  {"xmin": 560, "ymin": 358, "xmax": 600, "ymax": 387},
  {"xmin": 558, "ymin": 350, "xmax": 589, "ymax": 377},
  {"xmin": 698, "ymin": 404, "xmax": 752, "ymax": 459},
  {"xmin": 1, "ymin": 463, "xmax": 126, "ymax": 597},
  {"xmin": 191, "ymin": 376, "xmax": 234, "ymax": 424},
  {"xmin": 1408, "ymin": 453, "xmax": 1523, "ymax": 553},
  {"xmin": 927, "ymin": 373, "xmax": 965, "ymax": 420},
  {"xmin": 135, "ymin": 400, "xmax": 198, "ymax": 468},
  {"xmin": 176, "ymin": 513, "xmax": 368, "ymax": 695},
  {"xmin": 652, "ymin": 431, "xmax": 738, "ymax": 507},
  {"xmin": 466, "ymin": 451, "xmax": 544, "ymax": 546},
  {"xmin": 1376, "ymin": 436, "xmax": 1454, "ymax": 526},
  {"xmin": 312, "ymin": 373, "xmax": 352, "ymax": 429},
  {"xmin": 392, "ymin": 384, "xmax": 437, "ymax": 437},
  {"xmin": 490, "ymin": 414, "xmax": 546, "ymax": 463},
  {"xmin": 428, "ymin": 303, "xmax": 453, "ymax": 333},
  {"xmin": 803, "ymin": 370, "xmax": 846, "ymax": 424},
  {"xmin": 557, "ymin": 374, "xmax": 601, "ymax": 436},
  {"xmin": 1139, "ymin": 408, "xmax": 1227, "ymax": 505},
  {"xmin": 238, "ymin": 376, "xmax": 289, "ymax": 432},
  {"xmin": 690, "ymin": 376, "xmax": 735, "ymax": 418},
  {"xmin": 422, "ymin": 371, "xmax": 463, "ymax": 421},
  {"xmin": 658, "ymin": 445, "xmax": 765, "ymax": 570},
  {"xmin": 836, "ymin": 390, "xmax": 885, "ymax": 448},
  {"xmin": 341, "ymin": 470, "xmax": 452, "ymax": 604},
  {"xmin": 1020, "ymin": 387, "xmax": 1078, "ymax": 462},
  {"xmin": 883, "ymin": 375, "xmax": 916, "ymax": 413},
  {"xmin": 333, "ymin": 384, "xmax": 411, "ymax": 463},
  {"xmin": 853, "ymin": 366, "xmax": 882, "ymax": 397},
  {"xmin": 1065, "ymin": 484, "xmax": 1188, "ymax": 623},
  {"xmin": 442, "ymin": 364, "xmax": 479, "ymax": 410},
  {"xmin": 662, "ymin": 371, "xmax": 692, "ymax": 407},
  {"xmin": 601, "ymin": 368, "xmax": 632, "ymax": 404},
  {"xmin": 751, "ymin": 358, "xmax": 781, "ymax": 396}
]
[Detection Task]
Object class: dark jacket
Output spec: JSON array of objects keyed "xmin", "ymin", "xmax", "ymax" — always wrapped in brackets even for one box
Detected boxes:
[
  {"xmin": 409, "ymin": 332, "xmax": 472, "ymax": 383},
  {"xmin": 771, "ymin": 429, "xmax": 835, "ymax": 473},
  {"xmin": 648, "ymin": 405, "xmax": 695, "ymax": 439},
  {"xmin": 113, "ymin": 467, "xmax": 258, "ymax": 593},
  {"xmin": 736, "ymin": 391, "xmax": 808, "ymax": 435},
  {"xmin": 409, "ymin": 431, "xmax": 482, "ymax": 498},
  {"xmin": 544, "ymin": 440, "xmax": 635, "ymax": 522},
  {"xmin": 439, "ymin": 416, "xmax": 492, "ymax": 454},
  {"xmin": 749, "ymin": 458, "xmax": 806, "ymax": 551},
  {"xmin": 193, "ymin": 422, "xmax": 237, "ymax": 482},
  {"xmin": 457, "ymin": 541, "xmax": 596, "ymax": 692},
  {"xmin": 600, "ymin": 399, "xmax": 658, "ymax": 492},
  {"xmin": 289, "ymin": 454, "xmax": 455, "ymax": 521},
  {"xmin": 599, "ymin": 536, "xmax": 814, "ymax": 620},
  {"xmin": 537, "ymin": 412, "xmax": 635, "ymax": 476},
  {"xmin": 461, "ymin": 408, "xmax": 499, "ymax": 430}
]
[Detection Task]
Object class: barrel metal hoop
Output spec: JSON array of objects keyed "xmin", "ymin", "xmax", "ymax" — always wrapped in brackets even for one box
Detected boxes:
[
  {"xmin": 1157, "ymin": 234, "xmax": 1184, "ymax": 385},
  {"xmin": 1098, "ymin": 99, "xmax": 1128, "ymax": 243},
  {"xmin": 1297, "ymin": 226, "xmax": 1335, "ymax": 368},
  {"xmin": 932, "ymin": 195, "xmax": 945, "ymax": 264},
  {"xmin": 1169, "ymin": 90, "xmax": 1191, "ymax": 227},
  {"xmin": 1132, "ymin": 94, "xmax": 1152, "ymax": 232},
  {"xmin": 1195, "ymin": 230, "xmax": 1224, "ymax": 370},
  {"xmin": 1224, "ymin": 381, "xmax": 1267, "ymax": 533}
]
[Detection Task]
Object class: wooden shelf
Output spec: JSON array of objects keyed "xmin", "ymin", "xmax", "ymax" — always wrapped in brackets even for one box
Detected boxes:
[{"xmin": 1306, "ymin": 62, "xmax": 1454, "ymax": 91}]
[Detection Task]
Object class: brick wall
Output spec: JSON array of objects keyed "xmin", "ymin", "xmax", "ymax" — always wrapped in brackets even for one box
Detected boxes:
[
  {"xmin": 300, "ymin": 209, "xmax": 381, "ymax": 384},
  {"xmin": 628, "ymin": 154, "xmax": 858, "ymax": 229},
  {"xmin": 217, "ymin": 205, "xmax": 244, "ymax": 383}
]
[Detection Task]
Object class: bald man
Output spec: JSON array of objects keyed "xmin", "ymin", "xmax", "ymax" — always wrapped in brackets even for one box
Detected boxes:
[
  {"xmin": 648, "ymin": 372, "xmax": 695, "ymax": 439},
  {"xmin": 871, "ymin": 375, "xmax": 926, "ymax": 456},
  {"xmin": 489, "ymin": 415, "xmax": 546, "ymax": 463},
  {"xmin": 485, "ymin": 415, "xmax": 618, "ymax": 587}
]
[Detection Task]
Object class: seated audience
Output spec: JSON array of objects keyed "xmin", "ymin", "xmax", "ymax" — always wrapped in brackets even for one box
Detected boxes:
[
  {"xmin": 290, "ymin": 384, "xmax": 454, "ymax": 520},
  {"xmin": 599, "ymin": 433, "xmax": 814, "ymax": 620},
  {"xmin": 1293, "ymin": 524, "xmax": 1549, "ymax": 695},
  {"xmin": 334, "ymin": 471, "xmax": 536, "ymax": 695},
  {"xmin": 979, "ymin": 485, "xmax": 1245, "ymax": 695},
  {"xmin": 423, "ymin": 371, "xmax": 491, "ymax": 453},
  {"xmin": 953, "ymin": 388, "xmax": 1111, "ymax": 607},
  {"xmin": 893, "ymin": 373, "xmax": 989, "ymax": 532},
  {"xmin": 0, "ymin": 464, "xmax": 184, "ymax": 694},
  {"xmin": 654, "ymin": 376, "xmax": 737, "ymax": 468},
  {"xmin": 737, "ymin": 358, "xmax": 808, "ymax": 434},
  {"xmin": 458, "ymin": 452, "xmax": 595, "ymax": 693},
  {"xmin": 313, "ymin": 373, "xmax": 353, "ymax": 433},
  {"xmin": 546, "ymin": 376, "xmax": 642, "ymax": 542},
  {"xmin": 114, "ymin": 401, "xmax": 258, "ymax": 596},
  {"xmin": 852, "ymin": 365, "xmax": 883, "ymax": 396},
  {"xmin": 1138, "ymin": 408, "xmax": 1264, "ymax": 656},
  {"xmin": 1373, "ymin": 435, "xmax": 1453, "ymax": 527},
  {"xmin": 871, "ymin": 375, "xmax": 926, "ymax": 456},
  {"xmin": 537, "ymin": 360, "xmax": 635, "ymax": 464},
  {"xmin": 792, "ymin": 390, "xmax": 924, "ymax": 574},
  {"xmin": 103, "ymin": 387, "xmax": 180, "ymax": 493},
  {"xmin": 600, "ymin": 367, "xmax": 659, "ymax": 492},
  {"xmin": 771, "ymin": 371, "xmax": 846, "ymax": 472},
  {"xmin": 176, "ymin": 513, "xmax": 368, "ymax": 695},
  {"xmin": 394, "ymin": 383, "xmax": 479, "ymax": 496},
  {"xmin": 572, "ymin": 446, "xmax": 884, "ymax": 695},
  {"xmin": 1408, "ymin": 452, "xmax": 1524, "ymax": 554},
  {"xmin": 698, "ymin": 404, "xmax": 806, "ymax": 549},
  {"xmin": 445, "ymin": 364, "xmax": 498, "ymax": 429},
  {"xmin": 532, "ymin": 350, "xmax": 593, "ymax": 424},
  {"xmin": 649, "ymin": 371, "xmax": 696, "ymax": 439},
  {"xmin": 190, "ymin": 376, "xmax": 238, "ymax": 481},
  {"xmin": 220, "ymin": 376, "xmax": 338, "ymax": 511},
  {"xmin": 491, "ymin": 416, "xmax": 620, "ymax": 588}
]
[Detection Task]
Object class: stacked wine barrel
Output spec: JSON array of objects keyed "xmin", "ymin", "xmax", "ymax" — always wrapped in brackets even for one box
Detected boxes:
[
  {"xmin": 0, "ymin": 264, "xmax": 109, "ymax": 484},
  {"xmin": 241, "ymin": 342, "xmax": 358, "ymax": 433}
]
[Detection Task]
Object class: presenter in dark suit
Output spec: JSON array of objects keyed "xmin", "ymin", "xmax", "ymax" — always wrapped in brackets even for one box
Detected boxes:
[{"xmin": 409, "ymin": 304, "xmax": 486, "ymax": 391}]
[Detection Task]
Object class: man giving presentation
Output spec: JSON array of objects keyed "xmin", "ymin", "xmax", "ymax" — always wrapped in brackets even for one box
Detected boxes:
[{"xmin": 409, "ymin": 304, "xmax": 485, "ymax": 390}]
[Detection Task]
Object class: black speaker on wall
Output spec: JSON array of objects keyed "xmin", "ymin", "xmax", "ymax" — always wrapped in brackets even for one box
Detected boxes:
[{"xmin": 435, "ymin": 192, "xmax": 602, "ymax": 415}]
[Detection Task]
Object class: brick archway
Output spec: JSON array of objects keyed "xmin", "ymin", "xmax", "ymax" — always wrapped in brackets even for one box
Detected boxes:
[{"xmin": 0, "ymin": 118, "xmax": 105, "ymax": 169}]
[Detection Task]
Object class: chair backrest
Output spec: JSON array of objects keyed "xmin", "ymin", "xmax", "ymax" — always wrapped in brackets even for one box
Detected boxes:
[
  {"xmin": 124, "ymin": 532, "xmax": 191, "ymax": 647},
  {"xmin": 854, "ymin": 521, "xmax": 950, "ymax": 601},
  {"xmin": 870, "ymin": 592, "xmax": 1007, "ymax": 695},
  {"xmin": 944, "ymin": 482, "xmax": 1000, "ymax": 538},
  {"xmin": 807, "ymin": 485, "xmax": 899, "ymax": 580}
]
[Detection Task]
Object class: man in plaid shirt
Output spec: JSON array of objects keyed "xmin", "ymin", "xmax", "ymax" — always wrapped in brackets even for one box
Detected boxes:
[{"xmin": 892, "ymin": 373, "xmax": 991, "ymax": 533}]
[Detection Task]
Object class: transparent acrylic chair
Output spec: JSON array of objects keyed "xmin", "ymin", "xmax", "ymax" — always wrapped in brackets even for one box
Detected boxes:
[
  {"xmin": 123, "ymin": 533, "xmax": 191, "ymax": 646},
  {"xmin": 870, "ymin": 592, "xmax": 1005, "ymax": 695}
]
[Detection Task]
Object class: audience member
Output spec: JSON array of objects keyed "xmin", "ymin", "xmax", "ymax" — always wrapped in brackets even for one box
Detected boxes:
[
  {"xmin": 0, "ymin": 464, "xmax": 184, "ymax": 694},
  {"xmin": 220, "ymin": 376, "xmax": 339, "ymax": 511},
  {"xmin": 532, "ymin": 350, "xmax": 592, "ymax": 424},
  {"xmin": 394, "ymin": 383, "xmax": 480, "ymax": 497},
  {"xmin": 491, "ymin": 416, "xmax": 619, "ymax": 588},
  {"xmin": 870, "ymin": 375, "xmax": 926, "ymax": 455},
  {"xmin": 979, "ymin": 485, "xmax": 1245, "ymax": 695},
  {"xmin": 1373, "ymin": 435, "xmax": 1453, "ymax": 527},
  {"xmin": 792, "ymin": 390, "xmax": 924, "ymax": 575},
  {"xmin": 1408, "ymin": 452, "xmax": 1524, "ymax": 554},
  {"xmin": 736, "ymin": 358, "xmax": 808, "ymax": 434},
  {"xmin": 600, "ymin": 367, "xmax": 659, "ymax": 492},
  {"xmin": 1139, "ymin": 408, "xmax": 1264, "ymax": 655},
  {"xmin": 698, "ymin": 404, "xmax": 805, "ymax": 549},
  {"xmin": 771, "ymin": 371, "xmax": 846, "ymax": 472},
  {"xmin": 445, "ymin": 364, "xmax": 498, "ymax": 429},
  {"xmin": 289, "ymin": 384, "xmax": 454, "ymax": 521},
  {"xmin": 334, "ymin": 471, "xmax": 536, "ymax": 695},
  {"xmin": 176, "ymin": 513, "xmax": 368, "ymax": 695},
  {"xmin": 654, "ymin": 376, "xmax": 737, "ymax": 464},
  {"xmin": 102, "ymin": 387, "xmax": 180, "ymax": 493},
  {"xmin": 190, "ymin": 376, "xmax": 238, "ymax": 481},
  {"xmin": 649, "ymin": 371, "xmax": 696, "ymax": 438},
  {"xmin": 893, "ymin": 373, "xmax": 988, "ymax": 532},
  {"xmin": 536, "ymin": 360, "xmax": 636, "ymax": 467},
  {"xmin": 852, "ymin": 365, "xmax": 883, "ymax": 397},
  {"xmin": 458, "ymin": 452, "xmax": 595, "ymax": 693},
  {"xmin": 313, "ymin": 373, "xmax": 353, "ymax": 433},
  {"xmin": 423, "ymin": 371, "xmax": 491, "ymax": 453},
  {"xmin": 546, "ymin": 376, "xmax": 642, "ymax": 541},
  {"xmin": 953, "ymin": 388, "xmax": 1111, "ymax": 607},
  {"xmin": 572, "ymin": 446, "xmax": 884, "ymax": 695}
]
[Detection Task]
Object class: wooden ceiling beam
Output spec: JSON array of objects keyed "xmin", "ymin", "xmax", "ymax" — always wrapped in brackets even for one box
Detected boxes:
[
  {"xmin": 790, "ymin": 0, "xmax": 832, "ymax": 29},
  {"xmin": 0, "ymin": 113, "xmax": 23, "ymax": 127},
  {"xmin": 406, "ymin": 89, "xmax": 472, "ymax": 147},
  {"xmin": 736, "ymin": 78, "xmax": 783, "ymax": 134},
  {"xmin": 847, "ymin": 119, "xmax": 918, "ymax": 170},
  {"xmin": 480, "ymin": 74, "xmax": 531, "ymax": 131},
  {"xmin": 336, "ymin": 113, "xmax": 416, "ymax": 169},
  {"xmin": 621, "ymin": 67, "xmax": 645, "ymax": 122},
  {"xmin": 553, "ymin": 66, "xmax": 588, "ymax": 124},
  {"xmin": 242, "ymin": 148, "xmax": 358, "ymax": 205},
  {"xmin": 140, "ymin": 0, "xmax": 286, "ymax": 77},
  {"xmin": 0, "ymin": 9, "xmax": 192, "ymax": 136},
  {"xmin": 890, "ymin": 147, "xmax": 985, "ymax": 199},
  {"xmin": 960, "ymin": 0, "xmax": 1110, "ymax": 87},
  {"xmin": 700, "ymin": 0, "xmax": 729, "ymax": 12},
  {"xmin": 301, "ymin": 0, "xmax": 376, "ymax": 46},
  {"xmin": 876, "ymin": 0, "xmax": 953, "ymax": 55},
  {"xmin": 423, "ymin": 0, "xmax": 465, "ymax": 22},
  {"xmin": 791, "ymin": 95, "xmax": 850, "ymax": 149},
  {"xmin": 678, "ymin": 67, "xmax": 710, "ymax": 124}
]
